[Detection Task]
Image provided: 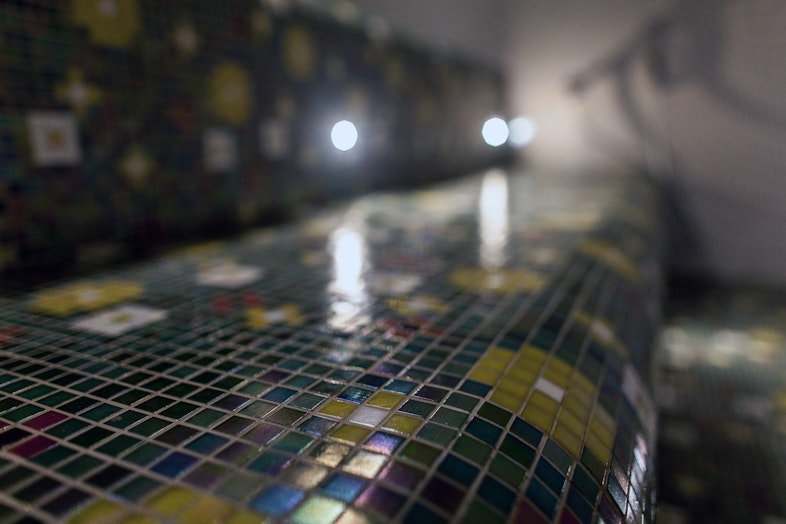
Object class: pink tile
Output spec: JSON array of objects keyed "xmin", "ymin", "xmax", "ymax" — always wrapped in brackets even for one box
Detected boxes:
[
  {"xmin": 10, "ymin": 435, "xmax": 57, "ymax": 458},
  {"xmin": 23, "ymin": 411, "xmax": 68, "ymax": 431}
]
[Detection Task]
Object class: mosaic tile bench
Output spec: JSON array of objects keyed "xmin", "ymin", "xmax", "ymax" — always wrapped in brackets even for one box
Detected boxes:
[{"xmin": 0, "ymin": 168, "xmax": 663, "ymax": 523}]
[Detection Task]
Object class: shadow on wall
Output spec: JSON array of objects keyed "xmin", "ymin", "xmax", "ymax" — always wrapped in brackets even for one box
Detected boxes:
[{"xmin": 567, "ymin": 0, "xmax": 786, "ymax": 284}]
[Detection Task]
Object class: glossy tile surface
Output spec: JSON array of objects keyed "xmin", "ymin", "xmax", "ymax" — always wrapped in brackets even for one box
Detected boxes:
[
  {"xmin": 0, "ymin": 168, "xmax": 662, "ymax": 523},
  {"xmin": 657, "ymin": 285, "xmax": 786, "ymax": 524}
]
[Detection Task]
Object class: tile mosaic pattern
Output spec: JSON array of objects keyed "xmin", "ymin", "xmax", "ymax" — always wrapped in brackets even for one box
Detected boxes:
[
  {"xmin": 656, "ymin": 285, "xmax": 786, "ymax": 524},
  {"xmin": 0, "ymin": 0, "xmax": 506, "ymax": 273},
  {"xmin": 0, "ymin": 169, "xmax": 661, "ymax": 523}
]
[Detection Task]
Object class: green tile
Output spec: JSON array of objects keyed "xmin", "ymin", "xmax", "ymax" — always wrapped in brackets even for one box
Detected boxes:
[
  {"xmin": 400, "ymin": 441, "xmax": 441, "ymax": 467},
  {"xmin": 130, "ymin": 418, "xmax": 169, "ymax": 437},
  {"xmin": 18, "ymin": 384, "xmax": 55, "ymax": 400},
  {"xmin": 453, "ymin": 435, "xmax": 492, "ymax": 465},
  {"xmin": 273, "ymin": 433, "xmax": 314, "ymax": 455},
  {"xmin": 571, "ymin": 464, "xmax": 600, "ymax": 503},
  {"xmin": 123, "ymin": 443, "xmax": 168, "ymax": 466},
  {"xmin": 431, "ymin": 407, "xmax": 468, "ymax": 428},
  {"xmin": 82, "ymin": 404, "xmax": 121, "ymax": 422},
  {"xmin": 289, "ymin": 393, "xmax": 325, "ymax": 410},
  {"xmin": 46, "ymin": 418, "xmax": 88, "ymax": 438},
  {"xmin": 39, "ymin": 391, "xmax": 75, "ymax": 407},
  {"xmin": 106, "ymin": 410, "xmax": 146, "ymax": 429},
  {"xmin": 237, "ymin": 381, "xmax": 270, "ymax": 396},
  {"xmin": 164, "ymin": 383, "xmax": 198, "ymax": 397},
  {"xmin": 4, "ymin": 403, "xmax": 43, "ymax": 422},
  {"xmin": 71, "ymin": 427, "xmax": 113, "ymax": 447},
  {"xmin": 490, "ymin": 454, "xmax": 526, "ymax": 490},
  {"xmin": 113, "ymin": 476, "xmax": 162, "ymax": 502},
  {"xmin": 160, "ymin": 402, "xmax": 199, "ymax": 419},
  {"xmin": 114, "ymin": 389, "xmax": 149, "ymax": 405},
  {"xmin": 464, "ymin": 500, "xmax": 505, "ymax": 523},
  {"xmin": 31, "ymin": 445, "xmax": 75, "ymax": 468},
  {"xmin": 57, "ymin": 455, "xmax": 102, "ymax": 478},
  {"xmin": 216, "ymin": 472, "xmax": 260, "ymax": 502},
  {"xmin": 500, "ymin": 435, "xmax": 536, "ymax": 469},
  {"xmin": 445, "ymin": 393, "xmax": 479, "ymax": 412},
  {"xmin": 478, "ymin": 402, "xmax": 511, "ymax": 427},
  {"xmin": 417, "ymin": 423, "xmax": 457, "ymax": 447},
  {"xmin": 97, "ymin": 435, "xmax": 141, "ymax": 456},
  {"xmin": 187, "ymin": 409, "xmax": 225, "ymax": 428},
  {"xmin": 400, "ymin": 400, "xmax": 435, "ymax": 418},
  {"xmin": 240, "ymin": 401, "xmax": 276, "ymax": 418}
]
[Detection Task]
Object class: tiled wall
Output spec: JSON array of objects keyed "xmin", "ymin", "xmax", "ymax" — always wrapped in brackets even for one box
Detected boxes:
[{"xmin": 0, "ymin": 0, "xmax": 507, "ymax": 274}]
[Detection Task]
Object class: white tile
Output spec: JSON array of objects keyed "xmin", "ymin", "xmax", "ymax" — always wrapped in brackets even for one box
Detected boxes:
[
  {"xmin": 197, "ymin": 263, "xmax": 263, "ymax": 288},
  {"xmin": 71, "ymin": 304, "xmax": 166, "ymax": 336},
  {"xmin": 534, "ymin": 377, "xmax": 565, "ymax": 402},
  {"xmin": 28, "ymin": 112, "xmax": 81, "ymax": 167},
  {"xmin": 348, "ymin": 405, "xmax": 388, "ymax": 427}
]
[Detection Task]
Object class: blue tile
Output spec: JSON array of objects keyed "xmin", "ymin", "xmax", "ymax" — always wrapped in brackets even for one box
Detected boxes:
[
  {"xmin": 320, "ymin": 473, "xmax": 366, "ymax": 503},
  {"xmin": 151, "ymin": 452, "xmax": 197, "ymax": 478},
  {"xmin": 250, "ymin": 485, "xmax": 304, "ymax": 517}
]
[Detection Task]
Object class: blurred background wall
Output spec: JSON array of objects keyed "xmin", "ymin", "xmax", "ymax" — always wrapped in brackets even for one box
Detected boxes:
[{"xmin": 353, "ymin": 0, "xmax": 786, "ymax": 285}]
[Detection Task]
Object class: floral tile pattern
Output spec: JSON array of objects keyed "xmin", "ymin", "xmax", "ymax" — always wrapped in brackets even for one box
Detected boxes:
[
  {"xmin": 0, "ymin": 0, "xmax": 507, "ymax": 273},
  {"xmin": 0, "ymin": 168, "xmax": 662, "ymax": 523}
]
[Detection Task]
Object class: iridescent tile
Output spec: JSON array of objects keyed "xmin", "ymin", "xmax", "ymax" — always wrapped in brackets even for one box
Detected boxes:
[
  {"xmin": 249, "ymin": 485, "xmax": 304, "ymax": 517},
  {"xmin": 320, "ymin": 473, "xmax": 366, "ymax": 503}
]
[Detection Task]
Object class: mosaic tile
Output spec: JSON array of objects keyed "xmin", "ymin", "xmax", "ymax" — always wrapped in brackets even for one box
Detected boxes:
[{"xmin": 0, "ymin": 167, "xmax": 663, "ymax": 523}]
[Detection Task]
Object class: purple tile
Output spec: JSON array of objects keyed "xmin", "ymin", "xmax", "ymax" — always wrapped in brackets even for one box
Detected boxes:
[
  {"xmin": 10, "ymin": 435, "xmax": 58, "ymax": 458},
  {"xmin": 378, "ymin": 461, "xmax": 424, "ymax": 491},
  {"xmin": 356, "ymin": 485, "xmax": 406, "ymax": 519},
  {"xmin": 23, "ymin": 411, "xmax": 68, "ymax": 431},
  {"xmin": 243, "ymin": 423, "xmax": 283, "ymax": 445},
  {"xmin": 364, "ymin": 432, "xmax": 403, "ymax": 456}
]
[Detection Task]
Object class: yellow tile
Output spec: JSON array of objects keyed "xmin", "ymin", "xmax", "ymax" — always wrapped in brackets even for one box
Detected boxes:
[
  {"xmin": 508, "ymin": 366, "xmax": 537, "ymax": 383},
  {"xmin": 490, "ymin": 389, "xmax": 521, "ymax": 412},
  {"xmin": 585, "ymin": 431, "xmax": 610, "ymax": 464},
  {"xmin": 497, "ymin": 377, "xmax": 529, "ymax": 398},
  {"xmin": 563, "ymin": 396, "xmax": 590, "ymax": 421},
  {"xmin": 178, "ymin": 496, "xmax": 236, "ymax": 524},
  {"xmin": 527, "ymin": 391, "xmax": 559, "ymax": 416},
  {"xmin": 522, "ymin": 404, "xmax": 554, "ymax": 433},
  {"xmin": 68, "ymin": 500, "xmax": 124, "ymax": 524},
  {"xmin": 146, "ymin": 487, "xmax": 197, "ymax": 516},
  {"xmin": 572, "ymin": 374, "xmax": 596, "ymax": 399},
  {"xmin": 548, "ymin": 358, "xmax": 573, "ymax": 377},
  {"xmin": 468, "ymin": 367, "xmax": 501, "ymax": 385},
  {"xmin": 542, "ymin": 367, "xmax": 570, "ymax": 388},
  {"xmin": 290, "ymin": 496, "xmax": 345, "ymax": 524},
  {"xmin": 330, "ymin": 424, "xmax": 372, "ymax": 445},
  {"xmin": 335, "ymin": 508, "xmax": 375, "ymax": 524},
  {"xmin": 367, "ymin": 391, "xmax": 403, "ymax": 409},
  {"xmin": 319, "ymin": 400, "xmax": 357, "ymax": 419},
  {"xmin": 591, "ymin": 418, "xmax": 615, "ymax": 448},
  {"xmin": 557, "ymin": 409, "xmax": 586, "ymax": 438},
  {"xmin": 553, "ymin": 424, "xmax": 583, "ymax": 459},
  {"xmin": 117, "ymin": 515, "xmax": 157, "ymax": 524},
  {"xmin": 312, "ymin": 442, "xmax": 351, "ymax": 467},
  {"xmin": 226, "ymin": 510, "xmax": 269, "ymax": 524},
  {"xmin": 381, "ymin": 414, "xmax": 421, "ymax": 435},
  {"xmin": 521, "ymin": 346, "xmax": 548, "ymax": 363},
  {"xmin": 488, "ymin": 347, "xmax": 515, "ymax": 362}
]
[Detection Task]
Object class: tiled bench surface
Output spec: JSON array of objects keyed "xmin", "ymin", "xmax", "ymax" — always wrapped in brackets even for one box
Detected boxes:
[{"xmin": 0, "ymin": 168, "xmax": 662, "ymax": 523}]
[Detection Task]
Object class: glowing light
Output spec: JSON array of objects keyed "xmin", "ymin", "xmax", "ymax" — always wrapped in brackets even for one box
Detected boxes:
[
  {"xmin": 479, "ymin": 170, "xmax": 509, "ymax": 269},
  {"xmin": 328, "ymin": 226, "xmax": 369, "ymax": 331},
  {"xmin": 481, "ymin": 117, "xmax": 509, "ymax": 147},
  {"xmin": 508, "ymin": 116, "xmax": 537, "ymax": 146},
  {"xmin": 331, "ymin": 120, "xmax": 358, "ymax": 151}
]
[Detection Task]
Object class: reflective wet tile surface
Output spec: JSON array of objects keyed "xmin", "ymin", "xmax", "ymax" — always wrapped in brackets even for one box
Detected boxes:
[{"xmin": 0, "ymin": 168, "xmax": 662, "ymax": 523}]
